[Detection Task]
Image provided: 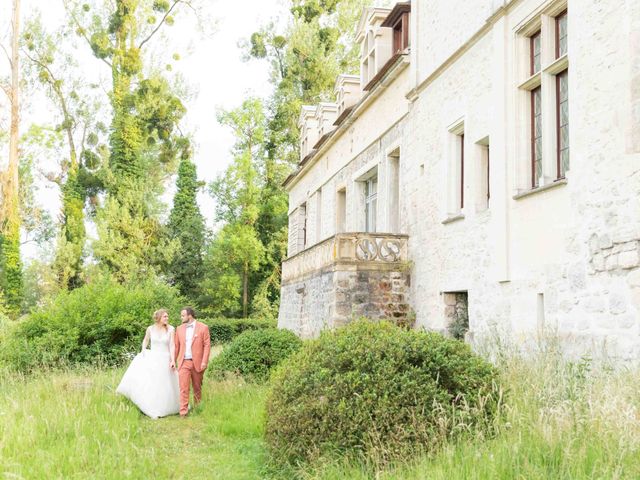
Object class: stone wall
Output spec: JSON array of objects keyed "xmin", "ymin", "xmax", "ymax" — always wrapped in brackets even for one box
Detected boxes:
[{"xmin": 278, "ymin": 265, "xmax": 411, "ymax": 339}]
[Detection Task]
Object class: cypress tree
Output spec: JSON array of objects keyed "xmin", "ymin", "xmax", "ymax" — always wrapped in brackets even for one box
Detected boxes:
[{"xmin": 167, "ymin": 145, "xmax": 206, "ymax": 300}]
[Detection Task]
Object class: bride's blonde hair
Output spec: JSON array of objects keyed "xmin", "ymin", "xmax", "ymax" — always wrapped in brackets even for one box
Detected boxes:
[{"xmin": 153, "ymin": 309, "xmax": 169, "ymax": 332}]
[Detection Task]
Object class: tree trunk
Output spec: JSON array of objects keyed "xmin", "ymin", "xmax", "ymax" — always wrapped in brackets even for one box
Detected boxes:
[{"xmin": 0, "ymin": 0, "xmax": 23, "ymax": 315}]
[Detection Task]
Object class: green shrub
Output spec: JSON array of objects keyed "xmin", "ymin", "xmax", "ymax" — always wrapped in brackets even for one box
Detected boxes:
[
  {"xmin": 0, "ymin": 276, "xmax": 186, "ymax": 373},
  {"xmin": 265, "ymin": 319, "xmax": 501, "ymax": 467},
  {"xmin": 204, "ymin": 317, "xmax": 277, "ymax": 344},
  {"xmin": 211, "ymin": 328, "xmax": 302, "ymax": 381}
]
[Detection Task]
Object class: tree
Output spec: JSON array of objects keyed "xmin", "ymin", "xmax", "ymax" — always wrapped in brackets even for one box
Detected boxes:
[
  {"xmin": 167, "ymin": 140, "xmax": 206, "ymax": 300},
  {"xmin": 66, "ymin": 0, "xmax": 195, "ymax": 281},
  {"xmin": 205, "ymin": 98, "xmax": 267, "ymax": 317},
  {"xmin": 22, "ymin": 17, "xmax": 108, "ymax": 289},
  {"xmin": 231, "ymin": 0, "xmax": 376, "ymax": 317},
  {"xmin": 0, "ymin": 0, "xmax": 24, "ymax": 316}
]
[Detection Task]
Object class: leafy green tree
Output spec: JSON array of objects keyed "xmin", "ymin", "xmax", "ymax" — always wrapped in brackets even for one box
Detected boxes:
[
  {"xmin": 93, "ymin": 183, "xmax": 179, "ymax": 283},
  {"xmin": 205, "ymin": 98, "xmax": 267, "ymax": 317},
  {"xmin": 21, "ymin": 17, "xmax": 108, "ymax": 289},
  {"xmin": 167, "ymin": 141, "xmax": 206, "ymax": 300}
]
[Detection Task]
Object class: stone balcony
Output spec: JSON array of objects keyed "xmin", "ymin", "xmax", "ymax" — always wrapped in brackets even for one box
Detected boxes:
[{"xmin": 278, "ymin": 232, "xmax": 411, "ymax": 338}]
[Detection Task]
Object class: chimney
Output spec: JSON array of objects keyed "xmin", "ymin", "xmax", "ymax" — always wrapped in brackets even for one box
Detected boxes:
[
  {"xmin": 334, "ymin": 74, "xmax": 361, "ymax": 118},
  {"xmin": 315, "ymin": 102, "xmax": 339, "ymax": 139},
  {"xmin": 355, "ymin": 7, "xmax": 393, "ymax": 88},
  {"xmin": 298, "ymin": 106, "xmax": 319, "ymax": 162}
]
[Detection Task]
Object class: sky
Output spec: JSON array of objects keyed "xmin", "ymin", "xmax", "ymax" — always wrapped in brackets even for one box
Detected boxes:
[{"xmin": 0, "ymin": 0, "xmax": 286, "ymax": 258}]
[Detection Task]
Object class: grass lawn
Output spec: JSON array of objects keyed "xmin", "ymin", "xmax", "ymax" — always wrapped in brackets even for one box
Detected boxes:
[{"xmin": 1, "ymin": 357, "xmax": 639, "ymax": 479}]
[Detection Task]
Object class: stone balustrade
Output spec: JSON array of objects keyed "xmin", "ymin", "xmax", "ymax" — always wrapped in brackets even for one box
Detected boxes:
[{"xmin": 282, "ymin": 232, "xmax": 409, "ymax": 284}]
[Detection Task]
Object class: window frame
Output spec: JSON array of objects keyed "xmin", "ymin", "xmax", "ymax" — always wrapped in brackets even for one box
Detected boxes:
[
  {"xmin": 460, "ymin": 134, "xmax": 465, "ymax": 209},
  {"xmin": 555, "ymin": 10, "xmax": 568, "ymax": 59},
  {"xmin": 364, "ymin": 175, "xmax": 378, "ymax": 233},
  {"xmin": 530, "ymin": 86, "xmax": 542, "ymax": 188},
  {"xmin": 392, "ymin": 12, "xmax": 410, "ymax": 53},
  {"xmin": 530, "ymin": 30, "xmax": 542, "ymax": 76},
  {"xmin": 555, "ymin": 69, "xmax": 569, "ymax": 179}
]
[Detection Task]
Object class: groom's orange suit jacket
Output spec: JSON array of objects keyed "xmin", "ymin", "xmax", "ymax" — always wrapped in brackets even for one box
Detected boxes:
[{"xmin": 175, "ymin": 321, "xmax": 211, "ymax": 372}]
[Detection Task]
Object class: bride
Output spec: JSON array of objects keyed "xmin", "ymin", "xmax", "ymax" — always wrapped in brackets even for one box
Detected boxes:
[{"xmin": 116, "ymin": 309, "xmax": 180, "ymax": 418}]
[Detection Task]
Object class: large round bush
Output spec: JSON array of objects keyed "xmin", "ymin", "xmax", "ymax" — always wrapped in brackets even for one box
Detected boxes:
[
  {"xmin": 265, "ymin": 319, "xmax": 501, "ymax": 466},
  {"xmin": 0, "ymin": 276, "xmax": 186, "ymax": 372},
  {"xmin": 210, "ymin": 328, "xmax": 302, "ymax": 381}
]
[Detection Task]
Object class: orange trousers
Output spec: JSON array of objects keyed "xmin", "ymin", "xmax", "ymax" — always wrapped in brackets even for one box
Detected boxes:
[{"xmin": 178, "ymin": 359, "xmax": 203, "ymax": 416}]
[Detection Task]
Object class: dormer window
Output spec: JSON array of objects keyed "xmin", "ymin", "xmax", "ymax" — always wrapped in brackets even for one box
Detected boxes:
[
  {"xmin": 392, "ymin": 11, "xmax": 409, "ymax": 53},
  {"xmin": 382, "ymin": 2, "xmax": 411, "ymax": 54}
]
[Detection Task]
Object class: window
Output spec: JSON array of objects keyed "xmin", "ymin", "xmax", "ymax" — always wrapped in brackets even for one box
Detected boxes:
[
  {"xmin": 315, "ymin": 189, "xmax": 322, "ymax": 243},
  {"xmin": 555, "ymin": 10, "xmax": 569, "ymax": 178},
  {"xmin": 300, "ymin": 203, "xmax": 307, "ymax": 249},
  {"xmin": 336, "ymin": 188, "xmax": 346, "ymax": 233},
  {"xmin": 446, "ymin": 120, "xmax": 465, "ymax": 217},
  {"xmin": 531, "ymin": 87, "xmax": 542, "ymax": 187},
  {"xmin": 486, "ymin": 146, "xmax": 490, "ymax": 203},
  {"xmin": 530, "ymin": 31, "xmax": 541, "ymax": 75},
  {"xmin": 517, "ymin": 6, "xmax": 569, "ymax": 193},
  {"xmin": 459, "ymin": 134, "xmax": 465, "ymax": 210},
  {"xmin": 556, "ymin": 70, "xmax": 569, "ymax": 178},
  {"xmin": 392, "ymin": 13, "xmax": 409, "ymax": 53},
  {"xmin": 387, "ymin": 149, "xmax": 400, "ymax": 232},
  {"xmin": 556, "ymin": 11, "xmax": 567, "ymax": 58},
  {"xmin": 476, "ymin": 139, "xmax": 490, "ymax": 210},
  {"xmin": 365, "ymin": 176, "xmax": 378, "ymax": 233}
]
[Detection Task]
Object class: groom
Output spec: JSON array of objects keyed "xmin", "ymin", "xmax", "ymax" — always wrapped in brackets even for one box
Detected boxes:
[{"xmin": 174, "ymin": 307, "xmax": 211, "ymax": 417}]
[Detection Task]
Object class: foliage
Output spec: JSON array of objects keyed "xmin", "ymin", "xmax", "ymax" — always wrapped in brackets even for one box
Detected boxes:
[
  {"xmin": 205, "ymin": 98, "xmax": 268, "ymax": 317},
  {"xmin": 211, "ymin": 0, "xmax": 380, "ymax": 318},
  {"xmin": 21, "ymin": 17, "xmax": 105, "ymax": 289},
  {"xmin": 0, "ymin": 223, "xmax": 23, "ymax": 317},
  {"xmin": 21, "ymin": 259, "xmax": 61, "ymax": 312},
  {"xmin": 201, "ymin": 223, "xmax": 265, "ymax": 317},
  {"xmin": 211, "ymin": 328, "xmax": 302, "ymax": 381},
  {"xmin": 67, "ymin": 0, "xmax": 194, "ymax": 281},
  {"xmin": 265, "ymin": 319, "xmax": 501, "ymax": 467},
  {"xmin": 0, "ymin": 275, "xmax": 186, "ymax": 373},
  {"xmin": 92, "ymin": 182, "xmax": 179, "ymax": 283},
  {"xmin": 167, "ymin": 147, "xmax": 206, "ymax": 299},
  {"xmin": 205, "ymin": 317, "xmax": 277, "ymax": 344}
]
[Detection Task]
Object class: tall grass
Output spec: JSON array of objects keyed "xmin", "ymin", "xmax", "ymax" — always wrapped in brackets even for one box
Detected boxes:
[
  {"xmin": 296, "ymin": 353, "xmax": 640, "ymax": 479},
  {"xmin": 1, "ymin": 351, "xmax": 639, "ymax": 479},
  {"xmin": 0, "ymin": 367, "xmax": 268, "ymax": 480}
]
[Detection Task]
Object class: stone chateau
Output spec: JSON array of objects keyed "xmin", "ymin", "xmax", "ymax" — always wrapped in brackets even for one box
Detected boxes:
[{"xmin": 277, "ymin": 0, "xmax": 640, "ymax": 361}]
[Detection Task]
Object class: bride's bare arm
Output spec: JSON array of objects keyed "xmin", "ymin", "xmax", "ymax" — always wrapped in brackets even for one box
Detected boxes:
[
  {"xmin": 141, "ymin": 327, "xmax": 150, "ymax": 352},
  {"xmin": 169, "ymin": 328, "xmax": 176, "ymax": 369}
]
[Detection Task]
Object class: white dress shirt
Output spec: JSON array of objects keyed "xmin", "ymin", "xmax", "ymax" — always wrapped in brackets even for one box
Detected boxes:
[{"xmin": 185, "ymin": 321, "xmax": 196, "ymax": 360}]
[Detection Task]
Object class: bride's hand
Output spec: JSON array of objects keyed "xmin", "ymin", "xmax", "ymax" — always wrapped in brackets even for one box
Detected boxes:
[{"xmin": 169, "ymin": 360, "xmax": 176, "ymax": 370}]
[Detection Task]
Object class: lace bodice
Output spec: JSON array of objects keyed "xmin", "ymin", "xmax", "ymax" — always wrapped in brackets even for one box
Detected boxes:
[{"xmin": 149, "ymin": 325, "xmax": 173, "ymax": 352}]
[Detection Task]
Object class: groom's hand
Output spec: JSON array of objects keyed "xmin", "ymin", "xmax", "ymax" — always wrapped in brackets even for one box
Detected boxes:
[{"xmin": 200, "ymin": 363, "xmax": 206, "ymax": 371}]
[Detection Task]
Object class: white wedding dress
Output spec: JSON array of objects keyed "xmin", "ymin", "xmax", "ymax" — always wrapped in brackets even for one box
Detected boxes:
[{"xmin": 116, "ymin": 325, "xmax": 180, "ymax": 419}]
